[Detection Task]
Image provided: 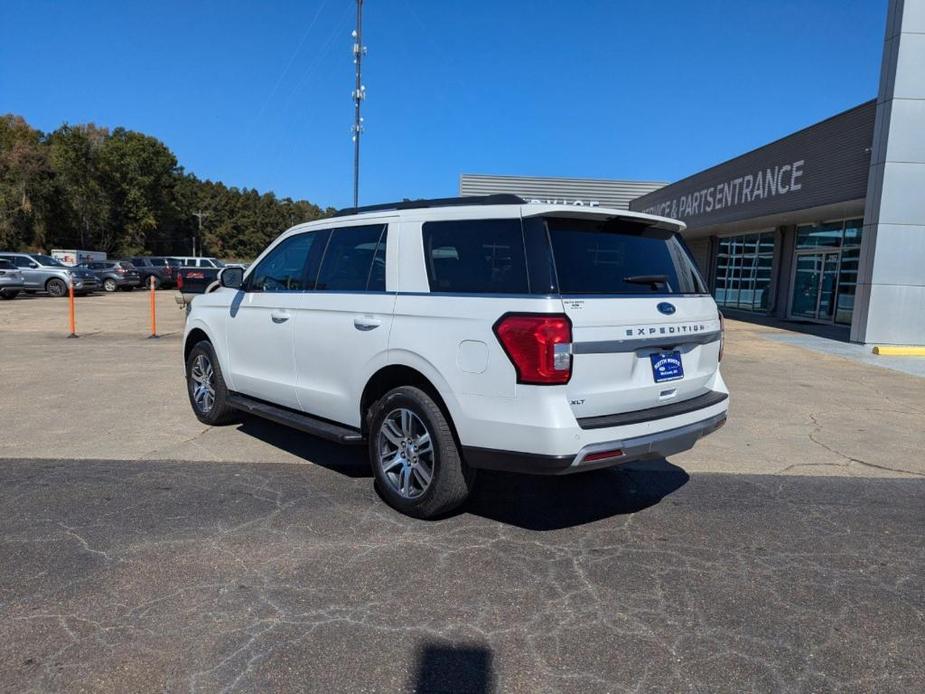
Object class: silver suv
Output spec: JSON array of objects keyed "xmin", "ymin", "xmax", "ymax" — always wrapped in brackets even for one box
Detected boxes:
[{"xmin": 0, "ymin": 253, "xmax": 100, "ymax": 296}]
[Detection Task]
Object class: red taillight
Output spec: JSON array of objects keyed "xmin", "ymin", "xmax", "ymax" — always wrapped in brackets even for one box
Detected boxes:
[
  {"xmin": 116, "ymin": 266, "xmax": 125, "ymax": 274},
  {"xmin": 177, "ymin": 274, "xmax": 184, "ymax": 289},
  {"xmin": 718, "ymin": 312, "xmax": 725, "ymax": 362},
  {"xmin": 493, "ymin": 313, "xmax": 572, "ymax": 385}
]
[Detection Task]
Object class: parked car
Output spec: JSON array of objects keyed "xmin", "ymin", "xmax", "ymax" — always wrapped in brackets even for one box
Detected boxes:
[
  {"xmin": 0, "ymin": 258, "xmax": 25, "ymax": 299},
  {"xmin": 182, "ymin": 195, "xmax": 729, "ymax": 518},
  {"xmin": 0, "ymin": 252, "xmax": 100, "ymax": 296},
  {"xmin": 175, "ymin": 262, "xmax": 245, "ymax": 312},
  {"xmin": 125, "ymin": 256, "xmax": 180, "ymax": 289},
  {"xmin": 77, "ymin": 260, "xmax": 142, "ymax": 292},
  {"xmin": 173, "ymin": 256, "xmax": 226, "ymax": 269}
]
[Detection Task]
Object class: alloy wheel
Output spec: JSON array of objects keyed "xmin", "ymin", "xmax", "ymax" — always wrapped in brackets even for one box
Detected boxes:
[
  {"xmin": 377, "ymin": 408, "xmax": 435, "ymax": 499},
  {"xmin": 190, "ymin": 353, "xmax": 215, "ymax": 413}
]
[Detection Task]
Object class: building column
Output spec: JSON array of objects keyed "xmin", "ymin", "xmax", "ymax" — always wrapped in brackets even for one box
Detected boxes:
[{"xmin": 851, "ymin": 0, "xmax": 925, "ymax": 345}]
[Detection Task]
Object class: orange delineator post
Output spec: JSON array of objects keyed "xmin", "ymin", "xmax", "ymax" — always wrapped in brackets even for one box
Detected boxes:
[
  {"xmin": 149, "ymin": 275, "xmax": 158, "ymax": 338},
  {"xmin": 67, "ymin": 278, "xmax": 78, "ymax": 338}
]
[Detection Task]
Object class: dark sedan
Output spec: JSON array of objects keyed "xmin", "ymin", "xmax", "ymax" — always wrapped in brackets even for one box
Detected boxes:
[{"xmin": 77, "ymin": 261, "xmax": 142, "ymax": 292}]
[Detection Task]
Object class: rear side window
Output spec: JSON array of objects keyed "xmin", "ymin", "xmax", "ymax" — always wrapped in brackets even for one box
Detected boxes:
[
  {"xmin": 0, "ymin": 259, "xmax": 13, "ymax": 269},
  {"xmin": 422, "ymin": 219, "xmax": 529, "ymax": 294},
  {"xmin": 315, "ymin": 225, "xmax": 387, "ymax": 291},
  {"xmin": 248, "ymin": 233, "xmax": 317, "ymax": 292},
  {"xmin": 546, "ymin": 218, "xmax": 707, "ymax": 295}
]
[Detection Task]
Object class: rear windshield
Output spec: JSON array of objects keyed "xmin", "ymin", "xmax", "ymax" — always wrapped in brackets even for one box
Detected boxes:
[{"xmin": 546, "ymin": 218, "xmax": 707, "ymax": 295}]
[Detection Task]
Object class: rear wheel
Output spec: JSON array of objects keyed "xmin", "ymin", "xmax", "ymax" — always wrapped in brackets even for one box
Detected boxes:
[
  {"xmin": 45, "ymin": 278, "xmax": 67, "ymax": 297},
  {"xmin": 368, "ymin": 386, "xmax": 475, "ymax": 519},
  {"xmin": 185, "ymin": 341, "xmax": 237, "ymax": 425},
  {"xmin": 146, "ymin": 275, "xmax": 160, "ymax": 290},
  {"xmin": 103, "ymin": 278, "xmax": 117, "ymax": 292},
  {"xmin": 0, "ymin": 289, "xmax": 19, "ymax": 300}
]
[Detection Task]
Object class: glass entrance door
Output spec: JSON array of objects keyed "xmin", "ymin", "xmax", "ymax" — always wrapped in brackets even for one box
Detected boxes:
[{"xmin": 790, "ymin": 251, "xmax": 840, "ymax": 322}]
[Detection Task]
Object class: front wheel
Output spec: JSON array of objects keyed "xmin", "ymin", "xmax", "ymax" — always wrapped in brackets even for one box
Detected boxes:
[
  {"xmin": 46, "ymin": 278, "xmax": 67, "ymax": 297},
  {"xmin": 185, "ymin": 341, "xmax": 237, "ymax": 425},
  {"xmin": 368, "ymin": 386, "xmax": 475, "ymax": 519}
]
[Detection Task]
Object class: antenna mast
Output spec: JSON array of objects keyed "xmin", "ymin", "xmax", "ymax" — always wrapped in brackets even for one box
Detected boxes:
[{"xmin": 351, "ymin": 0, "xmax": 366, "ymax": 208}]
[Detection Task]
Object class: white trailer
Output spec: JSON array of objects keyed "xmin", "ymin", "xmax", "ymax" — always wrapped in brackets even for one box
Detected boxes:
[{"xmin": 50, "ymin": 249, "xmax": 108, "ymax": 266}]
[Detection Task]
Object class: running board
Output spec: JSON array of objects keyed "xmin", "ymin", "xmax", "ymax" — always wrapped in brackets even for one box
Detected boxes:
[{"xmin": 227, "ymin": 393, "xmax": 365, "ymax": 445}]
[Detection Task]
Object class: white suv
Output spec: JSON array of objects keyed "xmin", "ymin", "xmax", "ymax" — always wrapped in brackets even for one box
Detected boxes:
[{"xmin": 183, "ymin": 195, "xmax": 729, "ymax": 518}]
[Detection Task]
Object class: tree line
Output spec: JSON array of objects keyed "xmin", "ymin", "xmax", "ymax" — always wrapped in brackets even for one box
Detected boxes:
[{"xmin": 0, "ymin": 114, "xmax": 333, "ymax": 261}]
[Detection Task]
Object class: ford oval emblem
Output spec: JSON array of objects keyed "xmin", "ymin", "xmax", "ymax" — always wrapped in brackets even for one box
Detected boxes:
[{"xmin": 657, "ymin": 302, "xmax": 676, "ymax": 316}]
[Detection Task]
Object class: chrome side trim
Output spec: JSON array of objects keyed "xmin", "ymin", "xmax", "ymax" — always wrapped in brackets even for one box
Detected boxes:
[{"xmin": 573, "ymin": 331, "xmax": 721, "ymax": 354}]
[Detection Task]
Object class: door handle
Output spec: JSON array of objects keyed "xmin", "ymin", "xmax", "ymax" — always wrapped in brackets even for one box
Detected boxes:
[
  {"xmin": 354, "ymin": 316, "xmax": 381, "ymax": 331},
  {"xmin": 270, "ymin": 310, "xmax": 290, "ymax": 324}
]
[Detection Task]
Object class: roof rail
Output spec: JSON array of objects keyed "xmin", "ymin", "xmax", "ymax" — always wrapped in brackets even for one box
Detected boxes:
[{"xmin": 332, "ymin": 194, "xmax": 526, "ymax": 217}]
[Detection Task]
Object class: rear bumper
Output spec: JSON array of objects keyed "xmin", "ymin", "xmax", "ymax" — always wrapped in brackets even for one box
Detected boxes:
[{"xmin": 463, "ymin": 411, "xmax": 727, "ymax": 475}]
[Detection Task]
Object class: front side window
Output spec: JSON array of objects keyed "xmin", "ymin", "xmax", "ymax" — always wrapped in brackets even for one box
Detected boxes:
[
  {"xmin": 422, "ymin": 219, "xmax": 529, "ymax": 294},
  {"xmin": 248, "ymin": 232, "xmax": 317, "ymax": 292},
  {"xmin": 546, "ymin": 218, "xmax": 707, "ymax": 295},
  {"xmin": 315, "ymin": 225, "xmax": 387, "ymax": 291},
  {"xmin": 30, "ymin": 254, "xmax": 66, "ymax": 267}
]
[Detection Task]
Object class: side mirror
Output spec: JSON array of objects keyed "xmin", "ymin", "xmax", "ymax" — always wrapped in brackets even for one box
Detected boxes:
[
  {"xmin": 29, "ymin": 262, "xmax": 39, "ymax": 269},
  {"xmin": 219, "ymin": 266, "xmax": 244, "ymax": 289}
]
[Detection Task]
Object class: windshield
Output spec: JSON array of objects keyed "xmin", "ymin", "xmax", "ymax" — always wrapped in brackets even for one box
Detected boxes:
[
  {"xmin": 30, "ymin": 254, "xmax": 67, "ymax": 267},
  {"xmin": 545, "ymin": 218, "xmax": 707, "ymax": 295}
]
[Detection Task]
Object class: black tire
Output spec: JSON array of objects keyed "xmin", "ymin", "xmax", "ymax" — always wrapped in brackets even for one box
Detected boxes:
[
  {"xmin": 185, "ymin": 340, "xmax": 237, "ymax": 425},
  {"xmin": 368, "ymin": 386, "xmax": 475, "ymax": 519},
  {"xmin": 119, "ymin": 285, "xmax": 134, "ymax": 292},
  {"xmin": 103, "ymin": 278, "xmax": 117, "ymax": 292},
  {"xmin": 45, "ymin": 278, "xmax": 67, "ymax": 297},
  {"xmin": 145, "ymin": 275, "xmax": 161, "ymax": 290},
  {"xmin": 0, "ymin": 289, "xmax": 19, "ymax": 300}
]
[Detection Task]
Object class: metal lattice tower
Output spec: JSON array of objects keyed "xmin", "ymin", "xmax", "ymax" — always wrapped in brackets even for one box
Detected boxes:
[{"xmin": 351, "ymin": 0, "xmax": 366, "ymax": 209}]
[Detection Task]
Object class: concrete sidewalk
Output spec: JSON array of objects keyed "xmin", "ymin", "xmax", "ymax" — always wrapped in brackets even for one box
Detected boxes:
[{"xmin": 1, "ymin": 293, "xmax": 923, "ymax": 478}]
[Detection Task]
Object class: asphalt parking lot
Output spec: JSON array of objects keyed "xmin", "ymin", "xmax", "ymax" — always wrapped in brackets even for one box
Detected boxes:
[{"xmin": 1, "ymin": 292, "xmax": 924, "ymax": 692}]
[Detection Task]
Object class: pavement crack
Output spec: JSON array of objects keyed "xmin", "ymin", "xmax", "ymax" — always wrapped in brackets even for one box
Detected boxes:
[{"xmin": 795, "ymin": 413, "xmax": 925, "ymax": 478}]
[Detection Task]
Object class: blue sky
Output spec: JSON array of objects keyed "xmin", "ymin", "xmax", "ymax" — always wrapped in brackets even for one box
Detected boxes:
[{"xmin": 1, "ymin": 1, "xmax": 886, "ymax": 210}]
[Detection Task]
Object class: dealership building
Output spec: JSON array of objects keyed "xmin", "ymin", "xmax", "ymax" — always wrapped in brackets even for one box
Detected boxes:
[{"xmin": 461, "ymin": 0, "xmax": 924, "ymax": 346}]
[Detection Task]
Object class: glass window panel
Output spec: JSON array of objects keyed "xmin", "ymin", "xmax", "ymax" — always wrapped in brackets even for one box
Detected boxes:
[
  {"xmin": 797, "ymin": 222, "xmax": 844, "ymax": 249},
  {"xmin": 843, "ymin": 220, "xmax": 863, "ymax": 247}
]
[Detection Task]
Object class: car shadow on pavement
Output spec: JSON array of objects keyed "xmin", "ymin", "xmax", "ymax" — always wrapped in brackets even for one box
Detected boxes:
[
  {"xmin": 410, "ymin": 642, "xmax": 495, "ymax": 694},
  {"xmin": 235, "ymin": 415, "xmax": 372, "ymax": 478},
  {"xmin": 464, "ymin": 459, "xmax": 689, "ymax": 531},
  {"xmin": 234, "ymin": 415, "xmax": 689, "ymax": 529}
]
